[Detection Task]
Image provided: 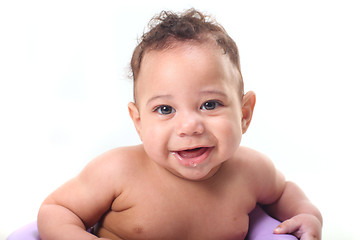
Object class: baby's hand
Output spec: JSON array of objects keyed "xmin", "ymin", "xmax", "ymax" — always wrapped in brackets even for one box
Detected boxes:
[{"xmin": 274, "ymin": 214, "xmax": 322, "ymax": 240}]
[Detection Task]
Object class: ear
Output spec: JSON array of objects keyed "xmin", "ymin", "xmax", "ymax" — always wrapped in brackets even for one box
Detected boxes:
[
  {"xmin": 128, "ymin": 102, "xmax": 142, "ymax": 138},
  {"xmin": 241, "ymin": 91, "xmax": 256, "ymax": 134}
]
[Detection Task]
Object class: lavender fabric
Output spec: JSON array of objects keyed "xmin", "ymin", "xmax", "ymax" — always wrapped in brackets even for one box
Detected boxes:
[
  {"xmin": 7, "ymin": 205, "xmax": 297, "ymax": 240},
  {"xmin": 7, "ymin": 222, "xmax": 40, "ymax": 240},
  {"xmin": 247, "ymin": 205, "xmax": 298, "ymax": 240}
]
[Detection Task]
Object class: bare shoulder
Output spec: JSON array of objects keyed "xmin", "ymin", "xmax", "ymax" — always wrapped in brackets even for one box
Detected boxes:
[
  {"xmin": 234, "ymin": 146, "xmax": 274, "ymax": 169},
  {"xmin": 232, "ymin": 146, "xmax": 286, "ymax": 204},
  {"xmin": 40, "ymin": 145, "xmax": 146, "ymax": 228},
  {"xmin": 81, "ymin": 145, "xmax": 146, "ymax": 184},
  {"xmin": 86, "ymin": 145, "xmax": 144, "ymax": 168}
]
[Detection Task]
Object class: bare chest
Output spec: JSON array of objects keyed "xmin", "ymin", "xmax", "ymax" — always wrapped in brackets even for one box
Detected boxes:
[{"xmin": 98, "ymin": 179, "xmax": 254, "ymax": 240}]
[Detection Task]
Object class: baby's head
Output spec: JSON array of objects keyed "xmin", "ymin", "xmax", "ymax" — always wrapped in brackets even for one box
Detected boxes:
[
  {"xmin": 130, "ymin": 9, "xmax": 244, "ymax": 101},
  {"xmin": 128, "ymin": 9, "xmax": 256, "ymax": 180}
]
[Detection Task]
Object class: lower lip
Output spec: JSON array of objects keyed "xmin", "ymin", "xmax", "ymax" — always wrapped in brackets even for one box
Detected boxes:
[{"xmin": 172, "ymin": 147, "xmax": 213, "ymax": 167}]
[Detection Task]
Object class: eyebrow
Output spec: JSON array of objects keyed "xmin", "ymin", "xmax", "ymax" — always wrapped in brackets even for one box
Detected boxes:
[
  {"xmin": 146, "ymin": 90, "xmax": 228, "ymax": 106},
  {"xmin": 199, "ymin": 90, "xmax": 228, "ymax": 98},
  {"xmin": 146, "ymin": 94, "xmax": 173, "ymax": 106}
]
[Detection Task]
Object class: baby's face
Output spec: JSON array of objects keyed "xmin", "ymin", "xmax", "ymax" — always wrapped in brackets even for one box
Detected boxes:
[{"xmin": 130, "ymin": 43, "xmax": 244, "ymax": 180}]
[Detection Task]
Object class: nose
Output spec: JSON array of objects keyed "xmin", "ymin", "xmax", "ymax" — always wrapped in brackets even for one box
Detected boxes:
[{"xmin": 175, "ymin": 112, "xmax": 205, "ymax": 137}]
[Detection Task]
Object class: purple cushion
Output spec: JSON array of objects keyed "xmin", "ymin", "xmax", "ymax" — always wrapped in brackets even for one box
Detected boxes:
[
  {"xmin": 7, "ymin": 205, "xmax": 297, "ymax": 240},
  {"xmin": 7, "ymin": 221, "xmax": 40, "ymax": 240},
  {"xmin": 247, "ymin": 205, "xmax": 297, "ymax": 240}
]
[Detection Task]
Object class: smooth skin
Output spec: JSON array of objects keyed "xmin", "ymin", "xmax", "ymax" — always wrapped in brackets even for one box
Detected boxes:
[{"xmin": 38, "ymin": 42, "xmax": 322, "ymax": 240}]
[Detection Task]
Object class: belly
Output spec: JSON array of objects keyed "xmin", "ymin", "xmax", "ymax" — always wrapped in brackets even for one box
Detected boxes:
[{"xmin": 96, "ymin": 208, "xmax": 249, "ymax": 240}]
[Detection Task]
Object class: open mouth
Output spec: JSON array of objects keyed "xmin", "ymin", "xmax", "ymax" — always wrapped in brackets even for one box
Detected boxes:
[
  {"xmin": 177, "ymin": 147, "xmax": 208, "ymax": 159},
  {"xmin": 172, "ymin": 147, "xmax": 213, "ymax": 167}
]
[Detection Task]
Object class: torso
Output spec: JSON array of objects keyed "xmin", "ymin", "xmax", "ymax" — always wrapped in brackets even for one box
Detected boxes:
[{"xmin": 96, "ymin": 146, "xmax": 258, "ymax": 240}]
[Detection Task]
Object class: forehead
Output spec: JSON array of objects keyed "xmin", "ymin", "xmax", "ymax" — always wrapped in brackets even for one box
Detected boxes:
[{"xmin": 134, "ymin": 42, "xmax": 241, "ymax": 101}]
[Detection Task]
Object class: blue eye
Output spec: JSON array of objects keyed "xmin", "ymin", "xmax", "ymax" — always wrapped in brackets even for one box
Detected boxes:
[
  {"xmin": 201, "ymin": 100, "xmax": 222, "ymax": 110},
  {"xmin": 154, "ymin": 105, "xmax": 175, "ymax": 115}
]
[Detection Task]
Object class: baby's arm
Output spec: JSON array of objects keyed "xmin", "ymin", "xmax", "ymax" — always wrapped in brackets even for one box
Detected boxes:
[
  {"xmin": 38, "ymin": 150, "xmax": 122, "ymax": 240},
  {"xmin": 265, "ymin": 181, "xmax": 322, "ymax": 240},
  {"xmin": 247, "ymin": 149, "xmax": 322, "ymax": 240}
]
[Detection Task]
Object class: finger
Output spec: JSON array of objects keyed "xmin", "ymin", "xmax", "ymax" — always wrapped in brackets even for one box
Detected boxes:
[
  {"xmin": 299, "ymin": 231, "xmax": 321, "ymax": 240},
  {"xmin": 273, "ymin": 218, "xmax": 301, "ymax": 235}
]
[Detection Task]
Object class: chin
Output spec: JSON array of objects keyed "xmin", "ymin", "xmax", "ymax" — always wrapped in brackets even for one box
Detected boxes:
[{"xmin": 176, "ymin": 164, "xmax": 221, "ymax": 181}]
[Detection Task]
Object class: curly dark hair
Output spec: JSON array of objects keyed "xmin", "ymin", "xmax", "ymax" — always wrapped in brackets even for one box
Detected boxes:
[{"xmin": 130, "ymin": 9, "xmax": 244, "ymax": 99}]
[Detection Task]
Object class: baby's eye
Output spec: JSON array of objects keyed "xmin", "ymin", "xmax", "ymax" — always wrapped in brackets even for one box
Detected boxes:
[
  {"xmin": 200, "ymin": 100, "xmax": 222, "ymax": 110},
  {"xmin": 154, "ymin": 105, "xmax": 175, "ymax": 115}
]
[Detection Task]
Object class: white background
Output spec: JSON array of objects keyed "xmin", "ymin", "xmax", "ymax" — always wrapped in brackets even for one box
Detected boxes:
[{"xmin": 1, "ymin": 0, "xmax": 359, "ymax": 239}]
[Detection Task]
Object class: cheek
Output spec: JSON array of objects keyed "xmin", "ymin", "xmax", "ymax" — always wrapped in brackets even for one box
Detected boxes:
[
  {"xmin": 226, "ymin": 122, "xmax": 242, "ymax": 144},
  {"xmin": 141, "ymin": 121, "xmax": 171, "ymax": 154},
  {"xmin": 213, "ymin": 116, "xmax": 242, "ymax": 148}
]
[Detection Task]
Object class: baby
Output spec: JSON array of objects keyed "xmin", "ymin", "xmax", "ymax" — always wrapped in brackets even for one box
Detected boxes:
[{"xmin": 38, "ymin": 9, "xmax": 322, "ymax": 240}]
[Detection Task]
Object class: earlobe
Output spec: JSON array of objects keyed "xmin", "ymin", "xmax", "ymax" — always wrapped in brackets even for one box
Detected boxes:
[
  {"xmin": 241, "ymin": 91, "xmax": 256, "ymax": 134},
  {"xmin": 128, "ymin": 102, "xmax": 142, "ymax": 137}
]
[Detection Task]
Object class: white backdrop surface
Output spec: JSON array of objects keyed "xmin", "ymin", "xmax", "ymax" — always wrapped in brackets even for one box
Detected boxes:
[{"xmin": 1, "ymin": 0, "xmax": 359, "ymax": 239}]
